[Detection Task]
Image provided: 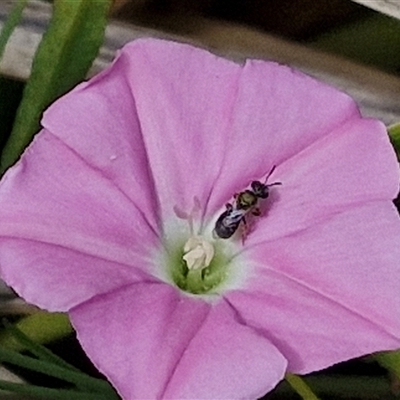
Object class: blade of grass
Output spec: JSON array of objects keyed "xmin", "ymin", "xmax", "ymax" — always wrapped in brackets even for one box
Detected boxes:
[
  {"xmin": 0, "ymin": 346, "xmax": 117, "ymax": 396},
  {"xmin": 2, "ymin": 319, "xmax": 80, "ymax": 373},
  {"xmin": 0, "ymin": 379, "xmax": 118, "ymax": 400},
  {"xmin": 0, "ymin": 0, "xmax": 112, "ymax": 173},
  {"xmin": 285, "ymin": 373, "xmax": 321, "ymax": 400}
]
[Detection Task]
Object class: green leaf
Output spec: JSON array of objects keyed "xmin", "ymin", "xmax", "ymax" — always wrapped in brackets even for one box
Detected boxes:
[
  {"xmin": 0, "ymin": 312, "xmax": 73, "ymax": 352},
  {"xmin": 375, "ymin": 350, "xmax": 400, "ymax": 380},
  {"xmin": 0, "ymin": 0, "xmax": 28, "ymax": 62},
  {"xmin": 0, "ymin": 0, "xmax": 112, "ymax": 173},
  {"xmin": 388, "ymin": 123, "xmax": 400, "ymax": 158}
]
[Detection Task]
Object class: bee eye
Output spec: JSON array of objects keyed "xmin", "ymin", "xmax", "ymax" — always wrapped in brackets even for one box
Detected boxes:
[{"xmin": 251, "ymin": 181, "xmax": 261, "ymax": 191}]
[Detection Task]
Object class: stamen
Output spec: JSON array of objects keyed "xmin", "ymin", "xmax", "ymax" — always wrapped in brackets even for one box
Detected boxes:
[
  {"xmin": 170, "ymin": 196, "xmax": 229, "ymax": 295},
  {"xmin": 183, "ymin": 236, "xmax": 215, "ymax": 270},
  {"xmin": 173, "ymin": 196, "xmax": 202, "ymax": 235}
]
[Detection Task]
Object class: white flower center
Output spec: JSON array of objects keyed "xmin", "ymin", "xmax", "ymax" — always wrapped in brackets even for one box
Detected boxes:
[{"xmin": 159, "ymin": 198, "xmax": 247, "ymax": 296}]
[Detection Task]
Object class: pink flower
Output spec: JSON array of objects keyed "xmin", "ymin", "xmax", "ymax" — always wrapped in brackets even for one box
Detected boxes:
[{"xmin": 0, "ymin": 38, "xmax": 399, "ymax": 399}]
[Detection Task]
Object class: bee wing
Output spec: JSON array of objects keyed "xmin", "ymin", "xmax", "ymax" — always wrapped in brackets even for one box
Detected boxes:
[{"xmin": 226, "ymin": 208, "xmax": 247, "ymax": 225}]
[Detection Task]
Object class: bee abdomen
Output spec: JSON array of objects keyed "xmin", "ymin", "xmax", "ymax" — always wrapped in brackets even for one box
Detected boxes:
[{"xmin": 214, "ymin": 210, "xmax": 241, "ymax": 239}]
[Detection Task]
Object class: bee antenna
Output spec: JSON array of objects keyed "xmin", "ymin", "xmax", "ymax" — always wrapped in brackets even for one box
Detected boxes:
[
  {"xmin": 267, "ymin": 181, "xmax": 282, "ymax": 187},
  {"xmin": 263, "ymin": 165, "xmax": 277, "ymax": 184}
]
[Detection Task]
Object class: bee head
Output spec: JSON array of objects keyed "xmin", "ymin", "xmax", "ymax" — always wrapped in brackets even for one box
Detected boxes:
[{"xmin": 251, "ymin": 181, "xmax": 269, "ymax": 199}]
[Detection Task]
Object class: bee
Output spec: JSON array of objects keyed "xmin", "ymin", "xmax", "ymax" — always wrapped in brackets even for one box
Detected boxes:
[{"xmin": 213, "ymin": 166, "xmax": 281, "ymax": 239}]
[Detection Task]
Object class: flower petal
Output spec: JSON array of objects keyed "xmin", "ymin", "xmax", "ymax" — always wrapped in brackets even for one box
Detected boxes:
[
  {"xmin": 246, "ymin": 117, "xmax": 399, "ymax": 244},
  {"xmin": 41, "ymin": 38, "xmax": 373, "ymax": 233},
  {"xmin": 206, "ymin": 58, "xmax": 361, "ymax": 216},
  {"xmin": 0, "ymin": 239, "xmax": 154, "ymax": 311},
  {"xmin": 44, "ymin": 38, "xmax": 242, "ymax": 227},
  {"xmin": 71, "ymin": 283, "xmax": 210, "ymax": 399},
  {"xmin": 163, "ymin": 300, "xmax": 287, "ymax": 399},
  {"xmin": 71, "ymin": 283, "xmax": 287, "ymax": 399},
  {"xmin": 0, "ymin": 130, "xmax": 159, "ymax": 309},
  {"xmin": 42, "ymin": 48, "xmax": 160, "ymax": 232},
  {"xmin": 226, "ymin": 202, "xmax": 400, "ymax": 373}
]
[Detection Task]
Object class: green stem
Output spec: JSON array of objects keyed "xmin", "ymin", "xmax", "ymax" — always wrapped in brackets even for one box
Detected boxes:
[{"xmin": 285, "ymin": 373, "xmax": 320, "ymax": 400}]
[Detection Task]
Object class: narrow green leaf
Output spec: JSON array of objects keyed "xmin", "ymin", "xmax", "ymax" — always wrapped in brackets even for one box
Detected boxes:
[
  {"xmin": 0, "ymin": 0, "xmax": 112, "ymax": 173},
  {"xmin": 0, "ymin": 379, "xmax": 117, "ymax": 400},
  {"xmin": 0, "ymin": 0, "xmax": 28, "ymax": 62},
  {"xmin": 0, "ymin": 312, "xmax": 73, "ymax": 352},
  {"xmin": 2, "ymin": 318, "xmax": 94, "ymax": 393},
  {"xmin": 2, "ymin": 319, "xmax": 80, "ymax": 373},
  {"xmin": 0, "ymin": 346, "xmax": 117, "ymax": 396},
  {"xmin": 285, "ymin": 373, "xmax": 321, "ymax": 400}
]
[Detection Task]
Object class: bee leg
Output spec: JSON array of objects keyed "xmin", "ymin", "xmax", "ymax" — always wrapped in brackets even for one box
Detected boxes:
[
  {"xmin": 252, "ymin": 207, "xmax": 261, "ymax": 216},
  {"xmin": 225, "ymin": 203, "xmax": 233, "ymax": 211},
  {"xmin": 240, "ymin": 216, "xmax": 249, "ymax": 245}
]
